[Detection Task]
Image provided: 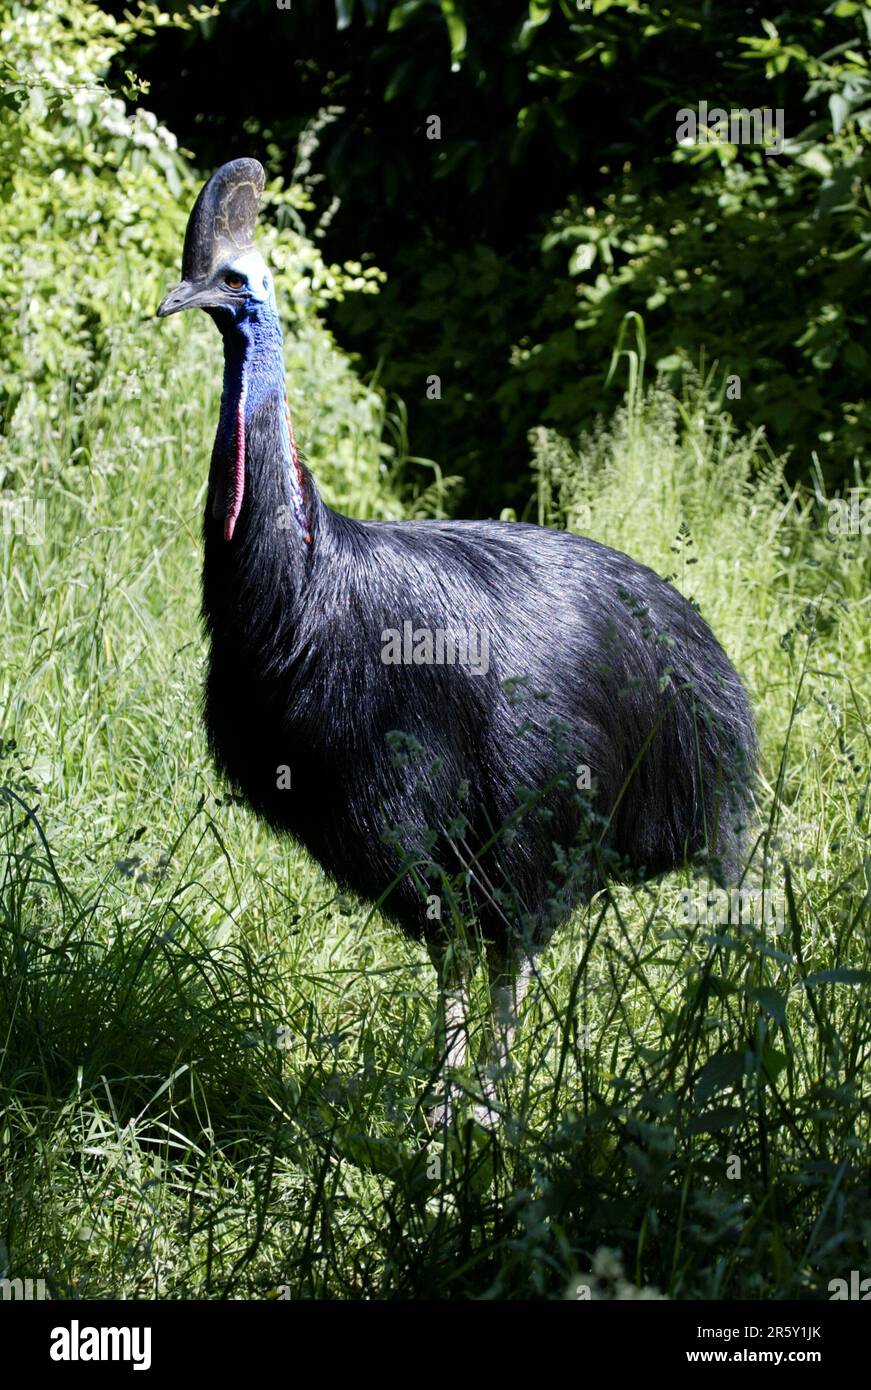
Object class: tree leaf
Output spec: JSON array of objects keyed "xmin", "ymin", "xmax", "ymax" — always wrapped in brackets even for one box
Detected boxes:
[
  {"xmin": 687, "ymin": 1107, "xmax": 743, "ymax": 1134},
  {"xmin": 694, "ymin": 1051, "xmax": 745, "ymax": 1103},
  {"xmin": 517, "ymin": 1, "xmax": 552, "ymax": 50},
  {"xmin": 746, "ymin": 986, "xmax": 787, "ymax": 1023},
  {"xmin": 803, "ymin": 968, "xmax": 871, "ymax": 987},
  {"xmin": 335, "ymin": 0, "xmax": 355, "ymax": 30},
  {"xmin": 388, "ymin": 0, "xmax": 428, "ymax": 30},
  {"xmin": 830, "ymin": 92, "xmax": 850, "ymax": 135},
  {"xmin": 440, "ymin": 0, "xmax": 467, "ymax": 63}
]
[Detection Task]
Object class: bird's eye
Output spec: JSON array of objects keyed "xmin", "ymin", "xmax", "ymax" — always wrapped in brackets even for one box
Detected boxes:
[{"xmin": 225, "ymin": 274, "xmax": 246, "ymax": 290}]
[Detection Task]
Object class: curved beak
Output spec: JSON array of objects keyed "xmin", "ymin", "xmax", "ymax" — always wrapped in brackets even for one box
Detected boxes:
[{"xmin": 157, "ymin": 280, "xmax": 227, "ymax": 318}]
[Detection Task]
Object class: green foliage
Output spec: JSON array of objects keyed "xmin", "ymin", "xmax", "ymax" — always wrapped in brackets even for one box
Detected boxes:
[
  {"xmin": 127, "ymin": 0, "xmax": 871, "ymax": 501},
  {"xmin": 0, "ymin": 0, "xmax": 395, "ymax": 518},
  {"xmin": 531, "ymin": 7, "xmax": 871, "ymax": 469},
  {"xmin": 0, "ymin": 0, "xmax": 189, "ymax": 420}
]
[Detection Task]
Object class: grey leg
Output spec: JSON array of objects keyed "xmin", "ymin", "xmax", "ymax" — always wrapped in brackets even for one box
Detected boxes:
[
  {"xmin": 426, "ymin": 940, "xmax": 473, "ymax": 1128},
  {"xmin": 471, "ymin": 940, "xmax": 536, "ymax": 1127},
  {"xmin": 487, "ymin": 944, "xmax": 534, "ymax": 1080},
  {"xmin": 425, "ymin": 935, "xmax": 538, "ymax": 1129}
]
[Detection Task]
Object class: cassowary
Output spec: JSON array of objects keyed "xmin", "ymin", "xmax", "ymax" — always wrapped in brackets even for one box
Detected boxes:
[{"xmin": 158, "ymin": 159, "xmax": 756, "ymax": 1125}]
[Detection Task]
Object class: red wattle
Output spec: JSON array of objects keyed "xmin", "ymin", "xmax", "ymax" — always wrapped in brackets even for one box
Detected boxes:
[{"xmin": 224, "ymin": 397, "xmax": 246, "ymax": 542}]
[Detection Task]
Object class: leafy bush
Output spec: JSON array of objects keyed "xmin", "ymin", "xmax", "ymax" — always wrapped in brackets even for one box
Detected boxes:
[
  {"xmin": 531, "ymin": 5, "xmax": 871, "ymax": 470},
  {"xmin": 121, "ymin": 0, "xmax": 871, "ymax": 503},
  {"xmin": 0, "ymin": 0, "xmax": 399, "ymax": 519}
]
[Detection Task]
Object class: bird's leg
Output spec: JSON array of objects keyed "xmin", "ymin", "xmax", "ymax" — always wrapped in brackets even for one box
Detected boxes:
[
  {"xmin": 426, "ymin": 939, "xmax": 472, "ymax": 1129},
  {"xmin": 443, "ymin": 984, "xmax": 470, "ymax": 1072},
  {"xmin": 488, "ymin": 947, "xmax": 534, "ymax": 1079},
  {"xmin": 471, "ymin": 940, "xmax": 535, "ymax": 1127}
]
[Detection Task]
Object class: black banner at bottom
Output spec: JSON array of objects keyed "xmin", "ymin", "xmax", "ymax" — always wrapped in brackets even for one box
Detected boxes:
[{"xmin": 2, "ymin": 1295, "xmax": 865, "ymax": 1376}]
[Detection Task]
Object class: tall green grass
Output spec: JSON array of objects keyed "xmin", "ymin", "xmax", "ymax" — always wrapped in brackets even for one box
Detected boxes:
[{"xmin": 1, "ymin": 322, "xmax": 869, "ymax": 1298}]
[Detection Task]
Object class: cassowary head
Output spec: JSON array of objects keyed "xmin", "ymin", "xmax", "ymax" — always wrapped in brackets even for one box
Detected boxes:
[{"xmin": 157, "ymin": 158, "xmax": 273, "ymax": 323}]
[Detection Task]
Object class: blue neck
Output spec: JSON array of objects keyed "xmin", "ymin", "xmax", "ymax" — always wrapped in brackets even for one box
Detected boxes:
[
  {"xmin": 217, "ymin": 302, "xmax": 287, "ymax": 427},
  {"xmin": 211, "ymin": 302, "xmax": 310, "ymax": 545}
]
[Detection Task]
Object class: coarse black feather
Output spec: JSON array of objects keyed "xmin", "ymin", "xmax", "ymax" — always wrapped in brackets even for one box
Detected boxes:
[{"xmin": 202, "ymin": 392, "xmax": 757, "ymax": 953}]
